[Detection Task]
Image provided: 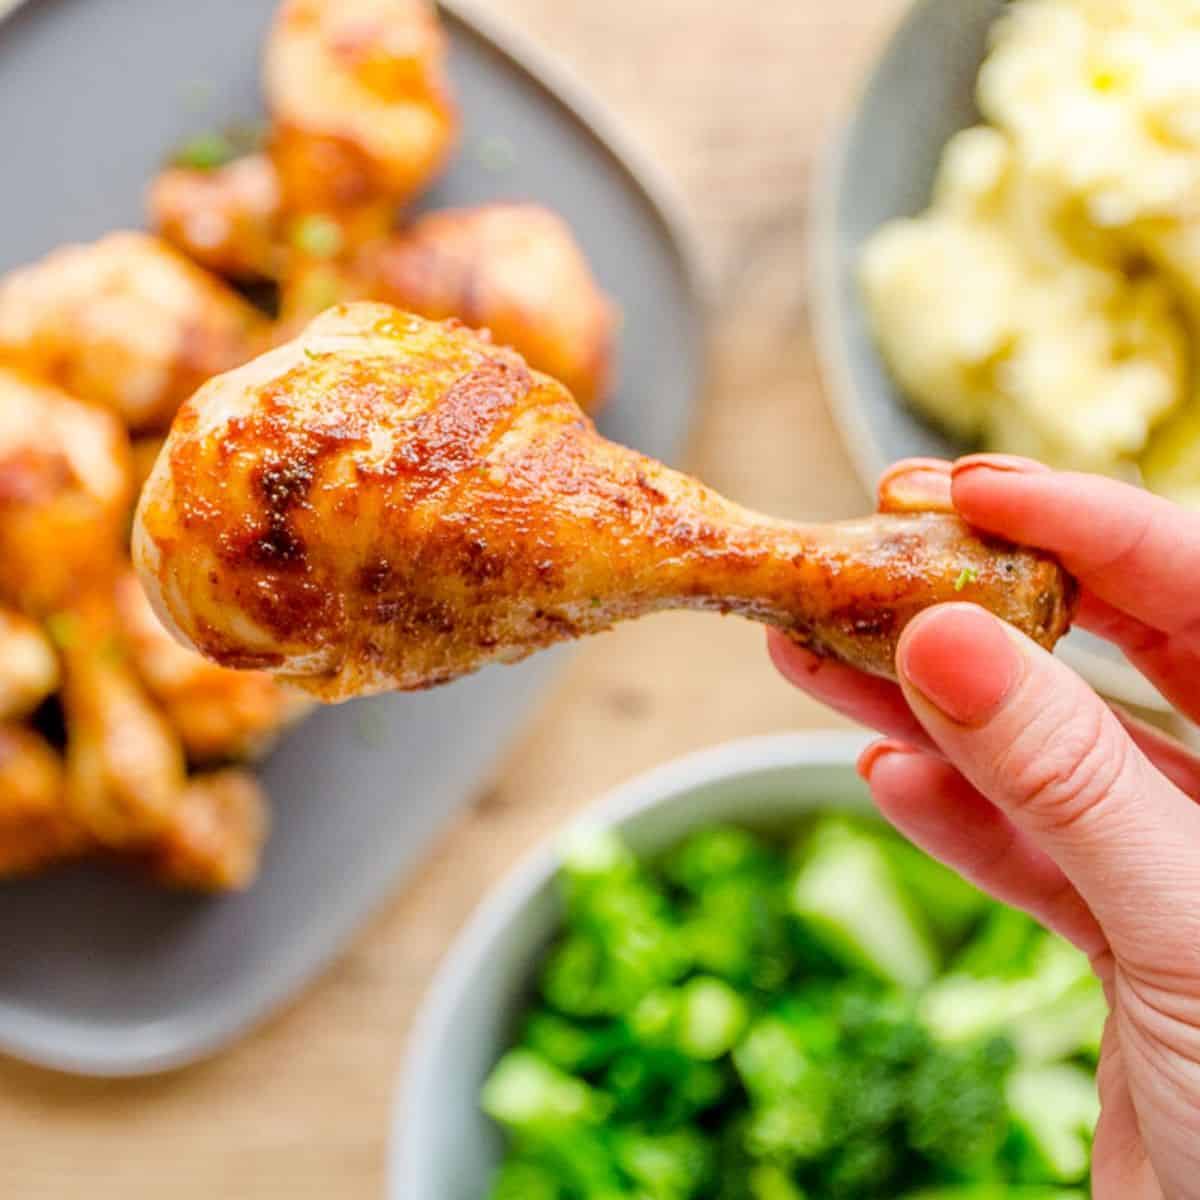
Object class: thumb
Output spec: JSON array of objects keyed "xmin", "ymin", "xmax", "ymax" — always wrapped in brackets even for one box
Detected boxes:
[{"xmin": 895, "ymin": 603, "xmax": 1200, "ymax": 978}]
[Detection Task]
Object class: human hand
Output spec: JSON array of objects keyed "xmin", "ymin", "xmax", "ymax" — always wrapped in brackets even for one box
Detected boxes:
[{"xmin": 769, "ymin": 455, "xmax": 1200, "ymax": 1199}]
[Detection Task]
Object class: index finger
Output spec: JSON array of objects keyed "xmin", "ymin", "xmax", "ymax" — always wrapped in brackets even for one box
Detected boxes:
[{"xmin": 951, "ymin": 455, "xmax": 1200, "ymax": 636}]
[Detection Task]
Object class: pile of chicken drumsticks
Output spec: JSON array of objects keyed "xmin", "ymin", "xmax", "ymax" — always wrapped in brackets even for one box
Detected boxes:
[{"xmin": 0, "ymin": 0, "xmax": 616, "ymax": 889}]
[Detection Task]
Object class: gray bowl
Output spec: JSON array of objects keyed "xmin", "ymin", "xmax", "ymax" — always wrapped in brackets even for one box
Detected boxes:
[
  {"xmin": 392, "ymin": 731, "xmax": 873, "ymax": 1200},
  {"xmin": 809, "ymin": 0, "xmax": 1165, "ymax": 711}
]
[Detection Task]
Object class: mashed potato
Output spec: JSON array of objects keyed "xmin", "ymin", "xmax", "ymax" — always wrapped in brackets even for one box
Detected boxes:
[{"xmin": 861, "ymin": 0, "xmax": 1200, "ymax": 498}]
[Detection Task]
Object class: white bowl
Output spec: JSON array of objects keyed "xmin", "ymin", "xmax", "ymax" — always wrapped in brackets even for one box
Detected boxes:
[{"xmin": 391, "ymin": 731, "xmax": 873, "ymax": 1200}]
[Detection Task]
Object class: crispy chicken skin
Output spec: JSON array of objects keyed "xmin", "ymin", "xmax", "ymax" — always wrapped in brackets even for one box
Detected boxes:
[
  {"xmin": 139, "ymin": 769, "xmax": 270, "ymax": 892},
  {"xmin": 0, "ymin": 369, "xmax": 186, "ymax": 846},
  {"xmin": 265, "ymin": 0, "xmax": 457, "ymax": 229},
  {"xmin": 148, "ymin": 155, "xmax": 283, "ymax": 280},
  {"xmin": 115, "ymin": 571, "xmax": 310, "ymax": 764},
  {"xmin": 0, "ymin": 369, "xmax": 132, "ymax": 614},
  {"xmin": 59, "ymin": 595, "xmax": 187, "ymax": 850},
  {"xmin": 0, "ymin": 610, "xmax": 59, "ymax": 721},
  {"xmin": 135, "ymin": 304, "xmax": 1075, "ymax": 702},
  {"xmin": 0, "ymin": 233, "xmax": 267, "ymax": 432},
  {"xmin": 0, "ymin": 725, "xmax": 89, "ymax": 878},
  {"xmin": 365, "ymin": 205, "xmax": 617, "ymax": 412}
]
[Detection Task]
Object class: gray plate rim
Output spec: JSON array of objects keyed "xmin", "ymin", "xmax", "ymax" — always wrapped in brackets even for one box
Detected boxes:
[
  {"xmin": 0, "ymin": 0, "xmax": 710, "ymax": 1077},
  {"xmin": 807, "ymin": 0, "xmax": 1167, "ymax": 712}
]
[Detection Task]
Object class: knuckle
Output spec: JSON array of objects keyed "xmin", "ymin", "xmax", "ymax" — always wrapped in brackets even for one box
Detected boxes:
[{"xmin": 999, "ymin": 703, "xmax": 1130, "ymax": 837}]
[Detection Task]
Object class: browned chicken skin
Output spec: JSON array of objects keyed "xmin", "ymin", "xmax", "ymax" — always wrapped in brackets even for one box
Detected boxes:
[
  {"xmin": 365, "ymin": 205, "xmax": 617, "ymax": 412},
  {"xmin": 0, "ymin": 725, "xmax": 89, "ymax": 878},
  {"xmin": 0, "ymin": 369, "xmax": 187, "ymax": 847},
  {"xmin": 0, "ymin": 233, "xmax": 267, "ymax": 432},
  {"xmin": 148, "ymin": 155, "xmax": 283, "ymax": 280},
  {"xmin": 115, "ymin": 571, "xmax": 310, "ymax": 764},
  {"xmin": 138, "ymin": 769, "xmax": 270, "ymax": 892},
  {"xmin": 0, "ymin": 369, "xmax": 132, "ymax": 614},
  {"xmin": 266, "ymin": 0, "xmax": 457, "ymax": 239},
  {"xmin": 134, "ymin": 304, "xmax": 1075, "ymax": 702},
  {"xmin": 0, "ymin": 609, "xmax": 60, "ymax": 721},
  {"xmin": 276, "ymin": 205, "xmax": 617, "ymax": 411}
]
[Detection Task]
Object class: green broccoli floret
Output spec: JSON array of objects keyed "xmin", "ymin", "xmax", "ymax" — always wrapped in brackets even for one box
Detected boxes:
[
  {"xmin": 791, "ymin": 820, "xmax": 938, "ymax": 989},
  {"xmin": 901, "ymin": 1188, "xmax": 1086, "ymax": 1199},
  {"xmin": 603, "ymin": 1047, "xmax": 730, "ymax": 1129},
  {"xmin": 747, "ymin": 1164, "xmax": 809, "ymax": 1200},
  {"xmin": 819, "ymin": 1136, "xmax": 905, "ymax": 1199},
  {"xmin": 662, "ymin": 825, "xmax": 776, "ymax": 892},
  {"xmin": 744, "ymin": 1096, "xmax": 833, "ymax": 1165},
  {"xmin": 952, "ymin": 908, "xmax": 1046, "ymax": 979},
  {"xmin": 613, "ymin": 1128, "xmax": 715, "ymax": 1199},
  {"xmin": 546, "ymin": 829, "xmax": 687, "ymax": 1016},
  {"xmin": 522, "ymin": 1009, "xmax": 626, "ymax": 1075},
  {"xmin": 921, "ymin": 934, "xmax": 1105, "ymax": 1063},
  {"xmin": 532, "ymin": 1128, "xmax": 635, "ymax": 1200},
  {"xmin": 488, "ymin": 1158, "xmax": 564, "ymax": 1200},
  {"xmin": 734, "ymin": 1015, "xmax": 825, "ymax": 1100},
  {"xmin": 905, "ymin": 1036, "xmax": 1016, "ymax": 1172},
  {"xmin": 1006, "ymin": 1064, "xmax": 1100, "ymax": 1184},
  {"xmin": 682, "ymin": 872, "xmax": 798, "ymax": 991},
  {"xmin": 481, "ymin": 1049, "xmax": 611, "ymax": 1138},
  {"xmin": 877, "ymin": 831, "xmax": 989, "ymax": 945}
]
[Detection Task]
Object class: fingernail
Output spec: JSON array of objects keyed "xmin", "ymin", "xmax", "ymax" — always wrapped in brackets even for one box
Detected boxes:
[
  {"xmin": 857, "ymin": 740, "xmax": 911, "ymax": 782},
  {"xmin": 898, "ymin": 605, "xmax": 1023, "ymax": 727},
  {"xmin": 952, "ymin": 454, "xmax": 1050, "ymax": 479},
  {"xmin": 878, "ymin": 461, "xmax": 954, "ymax": 514}
]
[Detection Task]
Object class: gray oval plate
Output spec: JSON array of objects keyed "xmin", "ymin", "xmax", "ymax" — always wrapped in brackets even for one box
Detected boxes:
[
  {"xmin": 0, "ymin": 0, "xmax": 706, "ymax": 1075},
  {"xmin": 810, "ymin": 0, "xmax": 1165, "ymax": 711}
]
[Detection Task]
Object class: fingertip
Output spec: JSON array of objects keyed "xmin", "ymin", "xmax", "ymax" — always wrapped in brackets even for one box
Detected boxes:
[
  {"xmin": 766, "ymin": 629, "xmax": 825, "ymax": 684},
  {"xmin": 856, "ymin": 738, "xmax": 914, "ymax": 783},
  {"xmin": 877, "ymin": 458, "xmax": 954, "ymax": 514},
  {"xmin": 952, "ymin": 453, "xmax": 1050, "ymax": 478},
  {"xmin": 896, "ymin": 604, "xmax": 1024, "ymax": 728}
]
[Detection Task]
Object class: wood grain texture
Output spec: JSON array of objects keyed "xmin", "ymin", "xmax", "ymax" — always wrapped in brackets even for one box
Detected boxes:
[{"xmin": 0, "ymin": 0, "xmax": 905, "ymax": 1194}]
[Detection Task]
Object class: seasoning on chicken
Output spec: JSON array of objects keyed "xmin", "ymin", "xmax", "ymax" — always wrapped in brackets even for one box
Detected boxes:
[
  {"xmin": 0, "ymin": 725, "xmax": 90, "ymax": 879},
  {"xmin": 134, "ymin": 304, "xmax": 1075, "ymax": 702},
  {"xmin": 0, "ymin": 610, "xmax": 59, "ymax": 721},
  {"xmin": 0, "ymin": 369, "xmax": 186, "ymax": 846},
  {"xmin": 148, "ymin": 154, "xmax": 283, "ymax": 280},
  {"xmin": 115, "ymin": 571, "xmax": 310, "ymax": 764},
  {"xmin": 265, "ymin": 0, "xmax": 457, "ymax": 243},
  {"xmin": 139, "ymin": 769, "xmax": 270, "ymax": 892},
  {"xmin": 0, "ymin": 369, "xmax": 132, "ymax": 614},
  {"xmin": 58, "ymin": 597, "xmax": 186, "ymax": 850},
  {"xmin": 365, "ymin": 205, "xmax": 616, "ymax": 412},
  {"xmin": 0, "ymin": 232, "xmax": 267, "ymax": 431}
]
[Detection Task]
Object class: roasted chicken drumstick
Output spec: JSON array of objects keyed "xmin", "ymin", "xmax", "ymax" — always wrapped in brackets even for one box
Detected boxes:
[{"xmin": 134, "ymin": 304, "xmax": 1074, "ymax": 702}]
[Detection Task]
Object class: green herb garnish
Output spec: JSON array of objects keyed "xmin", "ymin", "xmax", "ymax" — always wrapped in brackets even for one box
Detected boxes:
[
  {"xmin": 45, "ymin": 611, "xmax": 80, "ymax": 650},
  {"xmin": 171, "ymin": 130, "xmax": 238, "ymax": 171},
  {"xmin": 954, "ymin": 567, "xmax": 978, "ymax": 592},
  {"xmin": 290, "ymin": 214, "xmax": 345, "ymax": 260}
]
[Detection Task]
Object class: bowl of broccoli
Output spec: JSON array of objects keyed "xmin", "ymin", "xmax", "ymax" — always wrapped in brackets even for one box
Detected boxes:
[{"xmin": 393, "ymin": 733, "xmax": 1103, "ymax": 1199}]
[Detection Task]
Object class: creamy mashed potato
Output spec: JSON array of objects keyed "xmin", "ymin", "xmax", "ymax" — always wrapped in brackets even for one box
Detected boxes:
[{"xmin": 862, "ymin": 0, "xmax": 1200, "ymax": 498}]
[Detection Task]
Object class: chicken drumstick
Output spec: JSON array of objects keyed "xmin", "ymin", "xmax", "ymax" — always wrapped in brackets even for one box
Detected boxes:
[{"xmin": 134, "ymin": 304, "xmax": 1074, "ymax": 702}]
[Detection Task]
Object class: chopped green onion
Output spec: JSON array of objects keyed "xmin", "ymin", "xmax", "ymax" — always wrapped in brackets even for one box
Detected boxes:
[
  {"xmin": 290, "ymin": 214, "xmax": 345, "ymax": 260},
  {"xmin": 954, "ymin": 567, "xmax": 979, "ymax": 592},
  {"xmin": 171, "ymin": 130, "xmax": 238, "ymax": 171},
  {"xmin": 45, "ymin": 612, "xmax": 80, "ymax": 651}
]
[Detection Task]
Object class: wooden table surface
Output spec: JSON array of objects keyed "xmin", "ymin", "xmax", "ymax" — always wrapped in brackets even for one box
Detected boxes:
[{"xmin": 0, "ymin": 1, "xmax": 906, "ymax": 1194}]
